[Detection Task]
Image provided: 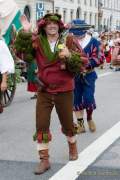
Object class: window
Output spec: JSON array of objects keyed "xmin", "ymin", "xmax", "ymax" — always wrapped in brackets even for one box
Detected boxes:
[
  {"xmin": 95, "ymin": 13, "xmax": 97, "ymax": 27},
  {"xmin": 103, "ymin": 0, "xmax": 105, "ymax": 7},
  {"xmin": 46, "ymin": 10, "xmax": 50, "ymax": 14},
  {"xmin": 63, "ymin": 9, "xmax": 67, "ymax": 23},
  {"xmin": 76, "ymin": 7, "xmax": 81, "ymax": 19},
  {"xmin": 104, "ymin": 18, "xmax": 106, "ymax": 26},
  {"xmin": 84, "ymin": 12, "xmax": 87, "ymax": 22},
  {"xmin": 89, "ymin": 13, "xmax": 92, "ymax": 24},
  {"xmin": 70, "ymin": 10, "xmax": 74, "ymax": 21},
  {"xmin": 108, "ymin": 0, "xmax": 110, "ymax": 8},
  {"xmin": 55, "ymin": 8, "xmax": 59, "ymax": 14},
  {"xmin": 24, "ymin": 5, "xmax": 31, "ymax": 22},
  {"xmin": 90, "ymin": 0, "xmax": 92, "ymax": 6},
  {"xmin": 95, "ymin": 0, "xmax": 98, "ymax": 7},
  {"xmin": 107, "ymin": 19, "xmax": 109, "ymax": 29}
]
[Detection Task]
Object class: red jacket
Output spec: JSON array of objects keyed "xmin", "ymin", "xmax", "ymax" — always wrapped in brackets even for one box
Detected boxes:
[{"xmin": 33, "ymin": 36, "xmax": 74, "ymax": 93}]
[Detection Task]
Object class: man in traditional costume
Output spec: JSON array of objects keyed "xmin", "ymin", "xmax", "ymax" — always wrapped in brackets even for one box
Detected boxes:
[
  {"xmin": 69, "ymin": 20, "xmax": 102, "ymax": 133},
  {"xmin": 14, "ymin": 14, "xmax": 89, "ymax": 174}
]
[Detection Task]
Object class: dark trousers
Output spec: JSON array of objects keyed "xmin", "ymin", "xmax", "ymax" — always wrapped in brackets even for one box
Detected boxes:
[{"xmin": 36, "ymin": 91, "xmax": 75, "ymax": 137}]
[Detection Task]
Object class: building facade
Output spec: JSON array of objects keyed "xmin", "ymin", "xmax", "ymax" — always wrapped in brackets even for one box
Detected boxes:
[
  {"xmin": 98, "ymin": 0, "xmax": 120, "ymax": 31},
  {"xmin": 15, "ymin": 0, "xmax": 120, "ymax": 31},
  {"xmin": 54, "ymin": 0, "xmax": 98, "ymax": 29},
  {"xmin": 15, "ymin": 0, "xmax": 99, "ymax": 29},
  {"xmin": 15, "ymin": 0, "xmax": 53, "ymax": 26}
]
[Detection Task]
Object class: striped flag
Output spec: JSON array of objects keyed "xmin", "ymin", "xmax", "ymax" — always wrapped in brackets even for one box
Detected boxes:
[{"xmin": 0, "ymin": 0, "xmax": 21, "ymax": 44}]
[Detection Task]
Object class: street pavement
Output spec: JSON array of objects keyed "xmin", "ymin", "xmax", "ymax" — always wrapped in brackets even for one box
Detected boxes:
[
  {"xmin": 77, "ymin": 138, "xmax": 120, "ymax": 180},
  {"xmin": 0, "ymin": 67, "xmax": 120, "ymax": 180}
]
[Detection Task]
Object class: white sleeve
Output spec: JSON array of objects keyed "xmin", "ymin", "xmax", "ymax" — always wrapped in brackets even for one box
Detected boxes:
[{"xmin": 0, "ymin": 39, "xmax": 15, "ymax": 74}]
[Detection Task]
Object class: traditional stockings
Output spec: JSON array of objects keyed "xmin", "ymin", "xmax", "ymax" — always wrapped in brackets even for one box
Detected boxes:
[
  {"xmin": 75, "ymin": 110, "xmax": 86, "ymax": 133},
  {"xmin": 86, "ymin": 109, "xmax": 96, "ymax": 132},
  {"xmin": 86, "ymin": 109, "xmax": 93, "ymax": 121},
  {"xmin": 75, "ymin": 109, "xmax": 96, "ymax": 133}
]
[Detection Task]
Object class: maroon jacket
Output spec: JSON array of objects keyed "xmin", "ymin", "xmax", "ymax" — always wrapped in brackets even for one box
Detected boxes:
[{"xmin": 32, "ymin": 35, "xmax": 74, "ymax": 93}]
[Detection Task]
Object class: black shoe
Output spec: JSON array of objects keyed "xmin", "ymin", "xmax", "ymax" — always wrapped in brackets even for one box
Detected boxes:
[{"xmin": 30, "ymin": 95, "xmax": 37, "ymax": 99}]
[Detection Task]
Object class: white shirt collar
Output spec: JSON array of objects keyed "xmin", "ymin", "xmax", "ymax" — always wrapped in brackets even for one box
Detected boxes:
[{"xmin": 78, "ymin": 34, "xmax": 91, "ymax": 49}]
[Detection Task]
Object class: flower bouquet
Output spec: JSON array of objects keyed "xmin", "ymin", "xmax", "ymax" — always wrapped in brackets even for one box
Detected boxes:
[{"xmin": 57, "ymin": 31, "xmax": 88, "ymax": 75}]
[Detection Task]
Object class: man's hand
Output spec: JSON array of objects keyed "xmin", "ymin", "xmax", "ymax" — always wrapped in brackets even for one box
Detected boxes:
[
  {"xmin": 1, "ymin": 81, "xmax": 7, "ymax": 92},
  {"xmin": 58, "ymin": 46, "xmax": 71, "ymax": 59},
  {"xmin": 20, "ymin": 15, "xmax": 32, "ymax": 32}
]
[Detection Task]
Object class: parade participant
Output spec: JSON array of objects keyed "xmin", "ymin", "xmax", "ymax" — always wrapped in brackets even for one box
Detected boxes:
[
  {"xmin": 14, "ymin": 14, "xmax": 89, "ymax": 175},
  {"xmin": 27, "ymin": 61, "xmax": 38, "ymax": 99},
  {"xmin": 99, "ymin": 41, "xmax": 106, "ymax": 69},
  {"xmin": 104, "ymin": 42, "xmax": 112, "ymax": 64},
  {"xmin": 111, "ymin": 38, "xmax": 120, "ymax": 71},
  {"xmin": 0, "ymin": 29, "xmax": 15, "ymax": 113},
  {"xmin": 69, "ymin": 19, "xmax": 102, "ymax": 133}
]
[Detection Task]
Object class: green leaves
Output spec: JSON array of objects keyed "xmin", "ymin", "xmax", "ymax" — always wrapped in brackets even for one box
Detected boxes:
[
  {"xmin": 14, "ymin": 30, "xmax": 35, "ymax": 63},
  {"xmin": 66, "ymin": 52, "xmax": 83, "ymax": 75}
]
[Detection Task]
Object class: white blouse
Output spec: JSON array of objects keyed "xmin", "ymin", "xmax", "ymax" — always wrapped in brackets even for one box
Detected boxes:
[
  {"xmin": 0, "ymin": 39, "xmax": 15, "ymax": 74},
  {"xmin": 49, "ymin": 41, "xmax": 56, "ymax": 52},
  {"xmin": 78, "ymin": 34, "xmax": 91, "ymax": 49}
]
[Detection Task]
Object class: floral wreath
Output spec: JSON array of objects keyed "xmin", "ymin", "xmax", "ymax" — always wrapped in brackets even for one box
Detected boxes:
[{"xmin": 37, "ymin": 13, "xmax": 66, "ymax": 33}]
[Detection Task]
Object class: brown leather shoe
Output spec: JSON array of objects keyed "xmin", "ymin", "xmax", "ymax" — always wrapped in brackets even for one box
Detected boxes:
[
  {"xmin": 88, "ymin": 120, "xmax": 96, "ymax": 132},
  {"xmin": 68, "ymin": 141, "xmax": 78, "ymax": 161},
  {"xmin": 34, "ymin": 159, "xmax": 50, "ymax": 175},
  {"xmin": 34, "ymin": 149, "xmax": 50, "ymax": 175}
]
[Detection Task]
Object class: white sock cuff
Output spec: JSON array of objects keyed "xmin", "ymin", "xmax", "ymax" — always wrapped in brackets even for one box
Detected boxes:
[
  {"xmin": 67, "ymin": 136, "xmax": 76, "ymax": 143},
  {"xmin": 37, "ymin": 143, "xmax": 49, "ymax": 151}
]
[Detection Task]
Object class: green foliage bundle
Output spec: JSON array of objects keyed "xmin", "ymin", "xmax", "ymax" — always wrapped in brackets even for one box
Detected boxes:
[
  {"xmin": 66, "ymin": 52, "xmax": 84, "ymax": 75},
  {"xmin": 7, "ymin": 74, "xmax": 16, "ymax": 91},
  {"xmin": 14, "ymin": 30, "xmax": 35, "ymax": 63}
]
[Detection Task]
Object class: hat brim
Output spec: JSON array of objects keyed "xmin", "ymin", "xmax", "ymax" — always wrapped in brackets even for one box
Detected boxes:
[
  {"xmin": 70, "ymin": 24, "xmax": 92, "ymax": 30},
  {"xmin": 69, "ymin": 28, "xmax": 87, "ymax": 36}
]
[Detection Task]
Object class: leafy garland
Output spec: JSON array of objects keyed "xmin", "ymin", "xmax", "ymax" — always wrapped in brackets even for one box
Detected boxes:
[
  {"xmin": 56, "ymin": 32, "xmax": 84, "ymax": 75},
  {"xmin": 66, "ymin": 52, "xmax": 83, "ymax": 75},
  {"xmin": 39, "ymin": 33, "xmax": 58, "ymax": 62},
  {"xmin": 14, "ymin": 30, "xmax": 85, "ymax": 75},
  {"xmin": 14, "ymin": 30, "xmax": 35, "ymax": 63}
]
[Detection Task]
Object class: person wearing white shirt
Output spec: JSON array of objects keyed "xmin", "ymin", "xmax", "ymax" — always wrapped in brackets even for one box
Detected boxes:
[{"xmin": 0, "ymin": 33, "xmax": 15, "ymax": 113}]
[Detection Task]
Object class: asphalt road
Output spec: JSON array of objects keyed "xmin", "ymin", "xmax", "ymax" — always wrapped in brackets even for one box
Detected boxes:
[{"xmin": 0, "ymin": 68, "xmax": 120, "ymax": 180}]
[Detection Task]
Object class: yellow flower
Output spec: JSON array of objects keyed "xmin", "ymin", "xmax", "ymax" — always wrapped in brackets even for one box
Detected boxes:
[{"xmin": 58, "ymin": 44, "xmax": 65, "ymax": 50}]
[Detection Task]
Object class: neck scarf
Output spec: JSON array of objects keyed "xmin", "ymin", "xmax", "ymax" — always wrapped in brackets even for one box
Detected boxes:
[{"xmin": 39, "ymin": 33, "xmax": 59, "ymax": 62}]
